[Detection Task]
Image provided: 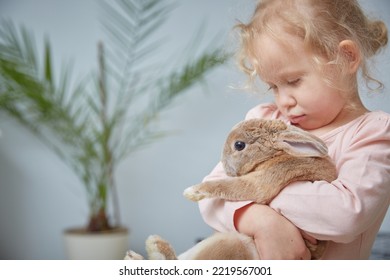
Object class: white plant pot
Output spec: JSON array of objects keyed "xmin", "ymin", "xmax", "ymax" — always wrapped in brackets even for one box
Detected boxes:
[{"xmin": 63, "ymin": 227, "xmax": 129, "ymax": 260}]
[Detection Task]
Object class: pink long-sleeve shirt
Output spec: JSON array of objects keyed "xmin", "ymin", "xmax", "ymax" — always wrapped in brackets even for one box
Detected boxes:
[{"xmin": 199, "ymin": 103, "xmax": 390, "ymax": 259}]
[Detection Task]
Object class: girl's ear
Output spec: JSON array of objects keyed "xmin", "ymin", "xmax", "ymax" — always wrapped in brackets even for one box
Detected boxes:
[
  {"xmin": 275, "ymin": 126, "xmax": 328, "ymax": 157},
  {"xmin": 339, "ymin": 40, "xmax": 361, "ymax": 73}
]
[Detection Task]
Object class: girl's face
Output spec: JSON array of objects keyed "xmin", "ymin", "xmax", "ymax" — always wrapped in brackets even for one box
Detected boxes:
[{"xmin": 252, "ymin": 32, "xmax": 350, "ymax": 131}]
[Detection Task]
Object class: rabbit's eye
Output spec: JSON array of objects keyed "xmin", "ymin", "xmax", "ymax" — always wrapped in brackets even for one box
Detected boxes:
[{"xmin": 234, "ymin": 141, "xmax": 246, "ymax": 151}]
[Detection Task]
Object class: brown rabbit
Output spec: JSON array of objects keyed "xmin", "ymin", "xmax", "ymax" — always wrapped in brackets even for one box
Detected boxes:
[
  {"xmin": 184, "ymin": 118, "xmax": 337, "ymax": 204},
  {"xmin": 125, "ymin": 119, "xmax": 337, "ymax": 260}
]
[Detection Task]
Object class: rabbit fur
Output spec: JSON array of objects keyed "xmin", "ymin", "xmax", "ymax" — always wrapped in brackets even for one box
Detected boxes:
[{"xmin": 125, "ymin": 118, "xmax": 337, "ymax": 260}]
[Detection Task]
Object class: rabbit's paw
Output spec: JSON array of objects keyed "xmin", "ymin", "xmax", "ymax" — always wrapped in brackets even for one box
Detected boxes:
[
  {"xmin": 124, "ymin": 250, "xmax": 144, "ymax": 260},
  {"xmin": 146, "ymin": 235, "xmax": 177, "ymax": 260},
  {"xmin": 183, "ymin": 185, "xmax": 206, "ymax": 201}
]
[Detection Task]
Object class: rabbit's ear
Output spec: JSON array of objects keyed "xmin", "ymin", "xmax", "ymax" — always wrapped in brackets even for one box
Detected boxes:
[{"xmin": 275, "ymin": 126, "xmax": 328, "ymax": 157}]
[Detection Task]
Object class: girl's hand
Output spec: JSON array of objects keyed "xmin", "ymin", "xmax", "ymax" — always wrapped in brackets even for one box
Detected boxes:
[{"xmin": 234, "ymin": 203, "xmax": 311, "ymax": 260}]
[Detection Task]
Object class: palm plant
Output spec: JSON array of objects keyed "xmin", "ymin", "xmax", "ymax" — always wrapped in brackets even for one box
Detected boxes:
[{"xmin": 0, "ymin": 0, "xmax": 228, "ymax": 232}]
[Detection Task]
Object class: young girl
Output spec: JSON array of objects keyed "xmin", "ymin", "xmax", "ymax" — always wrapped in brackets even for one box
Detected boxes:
[{"xmin": 198, "ymin": 0, "xmax": 390, "ymax": 259}]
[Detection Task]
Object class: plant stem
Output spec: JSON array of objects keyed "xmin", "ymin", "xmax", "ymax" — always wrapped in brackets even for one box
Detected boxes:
[{"xmin": 97, "ymin": 41, "xmax": 121, "ymax": 229}]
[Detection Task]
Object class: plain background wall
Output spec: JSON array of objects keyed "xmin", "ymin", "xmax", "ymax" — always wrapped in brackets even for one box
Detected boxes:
[{"xmin": 0, "ymin": 0, "xmax": 389, "ymax": 259}]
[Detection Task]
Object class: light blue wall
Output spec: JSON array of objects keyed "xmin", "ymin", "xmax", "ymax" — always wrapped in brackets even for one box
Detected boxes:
[{"xmin": 0, "ymin": 0, "xmax": 389, "ymax": 259}]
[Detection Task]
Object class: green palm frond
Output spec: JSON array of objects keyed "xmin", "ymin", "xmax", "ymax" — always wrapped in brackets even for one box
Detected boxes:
[{"xmin": 0, "ymin": 0, "xmax": 229, "ymax": 231}]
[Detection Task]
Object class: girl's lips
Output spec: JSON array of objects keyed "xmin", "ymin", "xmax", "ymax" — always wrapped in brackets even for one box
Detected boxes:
[{"xmin": 289, "ymin": 115, "xmax": 306, "ymax": 124}]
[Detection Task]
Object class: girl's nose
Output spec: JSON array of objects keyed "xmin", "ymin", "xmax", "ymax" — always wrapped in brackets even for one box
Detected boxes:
[{"xmin": 277, "ymin": 89, "xmax": 297, "ymax": 109}]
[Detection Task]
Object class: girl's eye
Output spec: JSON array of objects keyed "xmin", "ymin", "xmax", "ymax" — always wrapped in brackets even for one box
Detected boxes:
[
  {"xmin": 287, "ymin": 78, "xmax": 301, "ymax": 86},
  {"xmin": 267, "ymin": 84, "xmax": 277, "ymax": 92}
]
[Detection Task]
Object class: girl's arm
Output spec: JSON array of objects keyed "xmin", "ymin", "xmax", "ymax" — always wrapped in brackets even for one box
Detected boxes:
[{"xmin": 234, "ymin": 203, "xmax": 312, "ymax": 259}]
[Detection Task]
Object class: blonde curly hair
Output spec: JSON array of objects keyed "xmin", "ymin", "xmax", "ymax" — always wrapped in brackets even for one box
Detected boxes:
[{"xmin": 236, "ymin": 0, "xmax": 388, "ymax": 93}]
